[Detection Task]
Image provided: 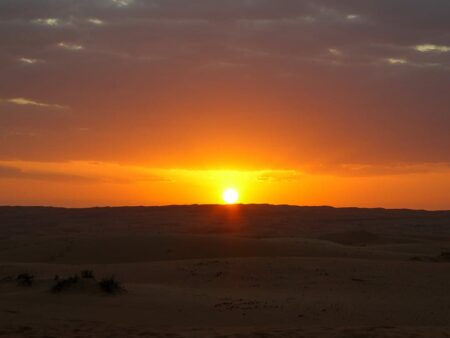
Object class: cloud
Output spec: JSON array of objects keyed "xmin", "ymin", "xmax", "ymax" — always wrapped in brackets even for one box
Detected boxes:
[
  {"xmin": 414, "ymin": 44, "xmax": 450, "ymax": 53},
  {"xmin": 0, "ymin": 161, "xmax": 171, "ymax": 184},
  {"xmin": 18, "ymin": 57, "xmax": 41, "ymax": 64},
  {"xmin": 386, "ymin": 58, "xmax": 408, "ymax": 65},
  {"xmin": 31, "ymin": 18, "xmax": 63, "ymax": 26},
  {"xmin": 383, "ymin": 57, "xmax": 449, "ymax": 71},
  {"xmin": 0, "ymin": 98, "xmax": 68, "ymax": 110},
  {"xmin": 86, "ymin": 18, "xmax": 104, "ymax": 25},
  {"xmin": 304, "ymin": 162, "xmax": 450, "ymax": 178},
  {"xmin": 0, "ymin": 165, "xmax": 97, "ymax": 183},
  {"xmin": 57, "ymin": 42, "xmax": 84, "ymax": 51},
  {"xmin": 31, "ymin": 16, "xmax": 105, "ymax": 28},
  {"xmin": 111, "ymin": 0, "xmax": 135, "ymax": 7},
  {"xmin": 346, "ymin": 14, "xmax": 360, "ymax": 20}
]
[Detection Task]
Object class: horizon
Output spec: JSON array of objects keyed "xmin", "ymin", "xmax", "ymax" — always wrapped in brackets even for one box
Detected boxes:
[{"xmin": 1, "ymin": 203, "xmax": 449, "ymax": 212}]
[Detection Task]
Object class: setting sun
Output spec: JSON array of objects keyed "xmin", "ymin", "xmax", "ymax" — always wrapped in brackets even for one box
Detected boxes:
[{"xmin": 223, "ymin": 188, "xmax": 239, "ymax": 204}]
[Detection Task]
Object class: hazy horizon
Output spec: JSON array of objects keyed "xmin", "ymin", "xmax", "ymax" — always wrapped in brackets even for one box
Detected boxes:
[{"xmin": 1, "ymin": 203, "xmax": 450, "ymax": 212}]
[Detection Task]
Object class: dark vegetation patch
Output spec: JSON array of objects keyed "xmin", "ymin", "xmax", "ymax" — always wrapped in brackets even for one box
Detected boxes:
[
  {"xmin": 80, "ymin": 269, "xmax": 95, "ymax": 279},
  {"xmin": 98, "ymin": 276, "xmax": 124, "ymax": 294},
  {"xmin": 16, "ymin": 273, "xmax": 34, "ymax": 286},
  {"xmin": 51, "ymin": 271, "xmax": 124, "ymax": 295},
  {"xmin": 51, "ymin": 275, "xmax": 82, "ymax": 293}
]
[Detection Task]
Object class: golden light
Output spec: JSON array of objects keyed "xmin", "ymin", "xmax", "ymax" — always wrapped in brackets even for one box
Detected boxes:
[{"xmin": 223, "ymin": 188, "xmax": 239, "ymax": 204}]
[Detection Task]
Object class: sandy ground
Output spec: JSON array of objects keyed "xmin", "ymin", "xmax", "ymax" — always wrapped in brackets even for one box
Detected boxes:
[{"xmin": 0, "ymin": 205, "xmax": 449, "ymax": 337}]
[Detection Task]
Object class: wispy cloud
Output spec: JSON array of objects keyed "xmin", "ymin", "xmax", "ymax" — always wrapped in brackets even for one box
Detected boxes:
[
  {"xmin": 414, "ymin": 44, "xmax": 450, "ymax": 53},
  {"xmin": 0, "ymin": 165, "xmax": 97, "ymax": 183},
  {"xmin": 111, "ymin": 0, "xmax": 134, "ymax": 7},
  {"xmin": 0, "ymin": 98, "xmax": 69, "ymax": 110},
  {"xmin": 57, "ymin": 42, "xmax": 84, "ymax": 51},
  {"xmin": 0, "ymin": 161, "xmax": 171, "ymax": 184},
  {"xmin": 328, "ymin": 48, "xmax": 343, "ymax": 56},
  {"xmin": 386, "ymin": 58, "xmax": 408, "ymax": 65},
  {"xmin": 346, "ymin": 14, "xmax": 361, "ymax": 21},
  {"xmin": 31, "ymin": 18, "xmax": 62, "ymax": 26},
  {"xmin": 18, "ymin": 57, "xmax": 42, "ymax": 65},
  {"xmin": 304, "ymin": 162, "xmax": 450, "ymax": 177},
  {"xmin": 383, "ymin": 57, "xmax": 449, "ymax": 71},
  {"xmin": 86, "ymin": 18, "xmax": 104, "ymax": 25}
]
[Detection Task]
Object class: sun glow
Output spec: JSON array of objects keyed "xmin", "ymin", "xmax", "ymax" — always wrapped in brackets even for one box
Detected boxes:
[{"xmin": 223, "ymin": 188, "xmax": 239, "ymax": 204}]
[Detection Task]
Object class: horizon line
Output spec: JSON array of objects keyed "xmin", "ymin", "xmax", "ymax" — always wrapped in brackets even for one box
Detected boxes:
[{"xmin": 0, "ymin": 203, "xmax": 449, "ymax": 212}]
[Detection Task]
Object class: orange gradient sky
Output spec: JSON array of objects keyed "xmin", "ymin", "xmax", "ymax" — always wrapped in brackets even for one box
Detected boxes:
[
  {"xmin": 1, "ymin": 160, "xmax": 449, "ymax": 209},
  {"xmin": 0, "ymin": 0, "xmax": 449, "ymax": 209}
]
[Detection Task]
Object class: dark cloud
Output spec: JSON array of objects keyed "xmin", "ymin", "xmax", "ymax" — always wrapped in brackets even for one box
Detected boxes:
[
  {"xmin": 303, "ymin": 162, "xmax": 450, "ymax": 177},
  {"xmin": 0, "ymin": 164, "xmax": 96, "ymax": 182},
  {"xmin": 0, "ymin": 163, "xmax": 170, "ymax": 183}
]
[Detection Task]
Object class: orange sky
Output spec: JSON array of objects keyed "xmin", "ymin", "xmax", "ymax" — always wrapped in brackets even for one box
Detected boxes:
[
  {"xmin": 0, "ymin": 161, "xmax": 449, "ymax": 209},
  {"xmin": 0, "ymin": 0, "xmax": 449, "ymax": 209}
]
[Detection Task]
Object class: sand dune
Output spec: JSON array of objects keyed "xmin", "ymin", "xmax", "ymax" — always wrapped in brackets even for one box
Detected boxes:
[{"xmin": 0, "ymin": 205, "xmax": 449, "ymax": 337}]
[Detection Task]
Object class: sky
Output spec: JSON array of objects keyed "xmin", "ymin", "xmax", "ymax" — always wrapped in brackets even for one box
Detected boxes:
[{"xmin": 0, "ymin": 0, "xmax": 449, "ymax": 209}]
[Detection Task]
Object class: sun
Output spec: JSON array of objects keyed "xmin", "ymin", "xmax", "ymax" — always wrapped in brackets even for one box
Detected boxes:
[{"xmin": 223, "ymin": 188, "xmax": 239, "ymax": 204}]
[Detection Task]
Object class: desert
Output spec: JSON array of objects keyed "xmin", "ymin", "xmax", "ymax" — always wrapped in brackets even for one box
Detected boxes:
[{"xmin": 0, "ymin": 205, "xmax": 449, "ymax": 337}]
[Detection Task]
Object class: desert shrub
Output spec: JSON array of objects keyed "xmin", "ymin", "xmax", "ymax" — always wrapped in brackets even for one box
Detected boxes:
[
  {"xmin": 16, "ymin": 273, "xmax": 34, "ymax": 286},
  {"xmin": 98, "ymin": 276, "xmax": 124, "ymax": 294},
  {"xmin": 51, "ymin": 275, "xmax": 80, "ymax": 293},
  {"xmin": 81, "ymin": 270, "xmax": 95, "ymax": 279}
]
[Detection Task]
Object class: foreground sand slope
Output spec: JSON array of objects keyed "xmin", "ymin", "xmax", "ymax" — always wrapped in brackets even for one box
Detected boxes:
[{"xmin": 0, "ymin": 205, "xmax": 449, "ymax": 337}]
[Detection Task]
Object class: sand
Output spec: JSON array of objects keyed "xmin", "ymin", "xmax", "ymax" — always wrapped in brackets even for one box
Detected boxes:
[{"xmin": 0, "ymin": 205, "xmax": 449, "ymax": 337}]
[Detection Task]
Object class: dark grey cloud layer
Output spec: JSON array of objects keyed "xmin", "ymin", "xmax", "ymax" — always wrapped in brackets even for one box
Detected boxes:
[
  {"xmin": 0, "ymin": 164, "xmax": 96, "ymax": 182},
  {"xmin": 0, "ymin": 0, "xmax": 449, "ymax": 169}
]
